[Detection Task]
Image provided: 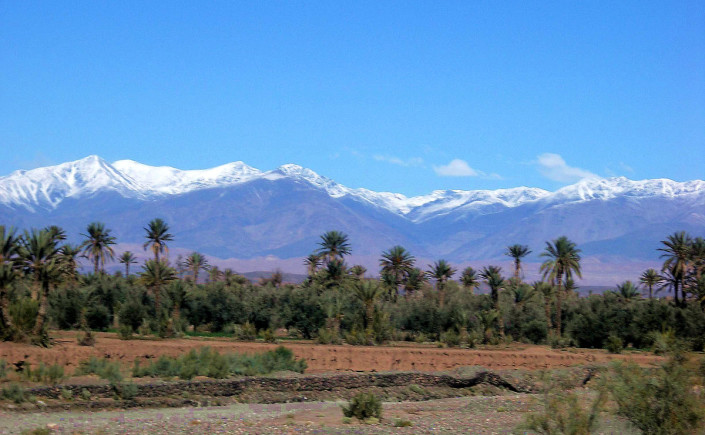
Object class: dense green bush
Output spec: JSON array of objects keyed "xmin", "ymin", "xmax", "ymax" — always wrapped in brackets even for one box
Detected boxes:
[
  {"xmin": 341, "ymin": 392, "xmax": 383, "ymax": 421},
  {"xmin": 75, "ymin": 356, "xmax": 123, "ymax": 382}
]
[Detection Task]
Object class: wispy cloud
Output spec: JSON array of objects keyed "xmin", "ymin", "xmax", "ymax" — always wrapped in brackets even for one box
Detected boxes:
[
  {"xmin": 433, "ymin": 159, "xmax": 479, "ymax": 177},
  {"xmin": 373, "ymin": 155, "xmax": 424, "ymax": 167},
  {"xmin": 536, "ymin": 153, "xmax": 598, "ymax": 183}
]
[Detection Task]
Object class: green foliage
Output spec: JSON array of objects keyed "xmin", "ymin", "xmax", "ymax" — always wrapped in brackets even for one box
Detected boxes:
[
  {"xmin": 394, "ymin": 419, "xmax": 413, "ymax": 427},
  {"xmin": 80, "ymin": 388, "xmax": 92, "ymax": 400},
  {"xmin": 516, "ymin": 374, "xmax": 606, "ymax": 435},
  {"xmin": 605, "ymin": 334, "xmax": 623, "ymax": 354},
  {"xmin": 440, "ymin": 329, "xmax": 461, "ymax": 347},
  {"xmin": 20, "ymin": 362, "xmax": 65, "ymax": 384},
  {"xmin": 111, "ymin": 382, "xmax": 138, "ymax": 400},
  {"xmin": 341, "ymin": 392, "xmax": 383, "ymax": 421},
  {"xmin": 608, "ymin": 359, "xmax": 704, "ymax": 434},
  {"xmin": 1, "ymin": 383, "xmax": 26, "ymax": 403},
  {"xmin": 0, "ymin": 359, "xmax": 6, "ymax": 379},
  {"xmin": 132, "ymin": 346, "xmax": 306, "ymax": 380},
  {"xmin": 75, "ymin": 356, "xmax": 123, "ymax": 383},
  {"xmin": 60, "ymin": 388, "xmax": 73, "ymax": 400}
]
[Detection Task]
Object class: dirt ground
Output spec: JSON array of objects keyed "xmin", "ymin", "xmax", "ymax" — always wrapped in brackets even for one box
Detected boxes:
[{"xmin": 0, "ymin": 331, "xmax": 663, "ymax": 374}]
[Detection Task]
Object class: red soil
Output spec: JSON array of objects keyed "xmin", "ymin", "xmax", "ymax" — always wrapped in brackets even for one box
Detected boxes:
[{"xmin": 0, "ymin": 331, "xmax": 663, "ymax": 374}]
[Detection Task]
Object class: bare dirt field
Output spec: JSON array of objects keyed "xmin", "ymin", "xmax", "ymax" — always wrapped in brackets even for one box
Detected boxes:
[{"xmin": 0, "ymin": 331, "xmax": 663, "ymax": 374}]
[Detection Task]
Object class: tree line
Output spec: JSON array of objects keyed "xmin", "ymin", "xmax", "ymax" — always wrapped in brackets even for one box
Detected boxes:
[{"xmin": 0, "ymin": 221, "xmax": 703, "ymax": 351}]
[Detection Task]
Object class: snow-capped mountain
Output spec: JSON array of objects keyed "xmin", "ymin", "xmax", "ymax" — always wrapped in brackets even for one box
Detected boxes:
[{"xmin": 0, "ymin": 155, "xmax": 703, "ymax": 283}]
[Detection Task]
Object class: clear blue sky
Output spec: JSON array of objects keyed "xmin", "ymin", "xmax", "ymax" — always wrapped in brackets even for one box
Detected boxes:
[{"xmin": 1, "ymin": 1, "xmax": 703, "ymax": 196}]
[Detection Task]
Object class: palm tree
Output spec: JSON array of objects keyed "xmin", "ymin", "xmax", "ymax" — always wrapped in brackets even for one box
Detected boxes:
[
  {"xmin": 480, "ymin": 266, "xmax": 506, "ymax": 336},
  {"xmin": 208, "ymin": 266, "xmax": 223, "ymax": 283},
  {"xmin": 304, "ymin": 253, "xmax": 322, "ymax": 277},
  {"xmin": 185, "ymin": 252, "xmax": 208, "ymax": 283},
  {"xmin": 533, "ymin": 281, "xmax": 554, "ymax": 330},
  {"xmin": 0, "ymin": 226, "xmax": 19, "ymax": 264},
  {"xmin": 640, "ymin": 268, "xmax": 662, "ymax": 300},
  {"xmin": 379, "ymin": 245, "xmax": 415, "ymax": 298},
  {"xmin": 351, "ymin": 280, "xmax": 383, "ymax": 329},
  {"xmin": 428, "ymin": 260, "xmax": 456, "ymax": 307},
  {"xmin": 139, "ymin": 259, "xmax": 177, "ymax": 317},
  {"xmin": 0, "ymin": 263, "xmax": 17, "ymax": 331},
  {"xmin": 691, "ymin": 237, "xmax": 705, "ymax": 283},
  {"xmin": 540, "ymin": 236, "xmax": 582, "ymax": 336},
  {"xmin": 404, "ymin": 268, "xmax": 427, "ymax": 295},
  {"xmin": 460, "ymin": 267, "xmax": 480, "ymax": 294},
  {"xmin": 350, "ymin": 265, "xmax": 367, "ymax": 280},
  {"xmin": 18, "ymin": 229, "xmax": 62, "ymax": 336},
  {"xmin": 616, "ymin": 281, "xmax": 640, "ymax": 302},
  {"xmin": 323, "ymin": 258, "xmax": 347, "ymax": 286},
  {"xmin": 80, "ymin": 222, "xmax": 116, "ymax": 274},
  {"xmin": 505, "ymin": 244, "xmax": 532, "ymax": 281},
  {"xmin": 59, "ymin": 244, "xmax": 81, "ymax": 283},
  {"xmin": 658, "ymin": 231, "xmax": 692, "ymax": 306},
  {"xmin": 44, "ymin": 225, "xmax": 67, "ymax": 241},
  {"xmin": 143, "ymin": 218, "xmax": 174, "ymax": 263},
  {"xmin": 317, "ymin": 231, "xmax": 351, "ymax": 263},
  {"xmin": 118, "ymin": 251, "xmax": 138, "ymax": 276}
]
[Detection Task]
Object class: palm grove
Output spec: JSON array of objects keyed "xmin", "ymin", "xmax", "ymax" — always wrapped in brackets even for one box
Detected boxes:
[{"xmin": 0, "ymin": 220, "xmax": 704, "ymax": 351}]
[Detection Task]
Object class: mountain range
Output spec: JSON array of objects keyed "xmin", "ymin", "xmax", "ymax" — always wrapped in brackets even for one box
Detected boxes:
[{"xmin": 1, "ymin": 156, "xmax": 703, "ymax": 285}]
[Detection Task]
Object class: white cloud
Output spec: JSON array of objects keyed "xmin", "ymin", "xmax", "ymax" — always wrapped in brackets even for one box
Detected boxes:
[
  {"xmin": 536, "ymin": 153, "xmax": 598, "ymax": 183},
  {"xmin": 373, "ymin": 155, "xmax": 424, "ymax": 167},
  {"xmin": 433, "ymin": 159, "xmax": 479, "ymax": 177}
]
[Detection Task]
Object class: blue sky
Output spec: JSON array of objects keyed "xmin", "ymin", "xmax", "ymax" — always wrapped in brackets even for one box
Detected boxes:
[{"xmin": 1, "ymin": 1, "xmax": 703, "ymax": 196}]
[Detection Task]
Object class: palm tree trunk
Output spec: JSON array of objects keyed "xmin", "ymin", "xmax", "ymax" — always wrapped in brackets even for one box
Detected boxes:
[
  {"xmin": 544, "ymin": 299, "xmax": 552, "ymax": 330},
  {"xmin": 514, "ymin": 260, "xmax": 520, "ymax": 281},
  {"xmin": 32, "ymin": 283, "xmax": 49, "ymax": 336},
  {"xmin": 555, "ymin": 271, "xmax": 563, "ymax": 337},
  {"xmin": 154, "ymin": 285, "xmax": 161, "ymax": 318},
  {"xmin": 94, "ymin": 257, "xmax": 99, "ymax": 275},
  {"xmin": 0, "ymin": 290, "xmax": 14, "ymax": 331}
]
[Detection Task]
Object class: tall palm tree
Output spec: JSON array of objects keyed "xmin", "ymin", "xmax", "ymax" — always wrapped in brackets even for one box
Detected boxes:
[
  {"xmin": 351, "ymin": 280, "xmax": 383, "ymax": 329},
  {"xmin": 505, "ymin": 244, "xmax": 532, "ymax": 281},
  {"xmin": 540, "ymin": 236, "xmax": 582, "ymax": 336},
  {"xmin": 18, "ymin": 229, "xmax": 62, "ymax": 336},
  {"xmin": 428, "ymin": 260, "xmax": 456, "ymax": 307},
  {"xmin": 379, "ymin": 245, "xmax": 415, "ymax": 298},
  {"xmin": 143, "ymin": 218, "xmax": 174, "ymax": 263},
  {"xmin": 480, "ymin": 266, "xmax": 506, "ymax": 336},
  {"xmin": 461, "ymin": 267, "xmax": 480, "ymax": 294},
  {"xmin": 185, "ymin": 252, "xmax": 208, "ymax": 283},
  {"xmin": 44, "ymin": 225, "xmax": 67, "ymax": 241},
  {"xmin": 139, "ymin": 259, "xmax": 177, "ymax": 317},
  {"xmin": 640, "ymin": 268, "xmax": 662, "ymax": 300},
  {"xmin": 208, "ymin": 266, "xmax": 223, "ymax": 283},
  {"xmin": 118, "ymin": 251, "xmax": 138, "ymax": 276},
  {"xmin": 658, "ymin": 231, "xmax": 692, "ymax": 306},
  {"xmin": 80, "ymin": 222, "xmax": 116, "ymax": 274},
  {"xmin": 691, "ymin": 237, "xmax": 705, "ymax": 283},
  {"xmin": 317, "ymin": 231, "xmax": 351, "ymax": 263}
]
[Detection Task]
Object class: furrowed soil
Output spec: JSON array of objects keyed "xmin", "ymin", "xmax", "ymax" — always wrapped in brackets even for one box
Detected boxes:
[{"xmin": 0, "ymin": 331, "xmax": 662, "ymax": 373}]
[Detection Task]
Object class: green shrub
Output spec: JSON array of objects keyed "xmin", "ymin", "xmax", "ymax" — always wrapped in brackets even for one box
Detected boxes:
[
  {"xmin": 345, "ymin": 327, "xmax": 372, "ymax": 346},
  {"xmin": 236, "ymin": 322, "xmax": 257, "ymax": 341},
  {"xmin": 608, "ymin": 359, "xmax": 704, "ymax": 434},
  {"xmin": 77, "ymin": 329, "xmax": 96, "ymax": 346},
  {"xmin": 60, "ymin": 388, "xmax": 73, "ymax": 400},
  {"xmin": 1, "ymin": 383, "xmax": 26, "ymax": 403},
  {"xmin": 0, "ymin": 359, "xmax": 6, "ymax": 379},
  {"xmin": 118, "ymin": 324, "xmax": 133, "ymax": 340},
  {"xmin": 112, "ymin": 382, "xmax": 138, "ymax": 400},
  {"xmin": 341, "ymin": 392, "xmax": 383, "ymax": 421},
  {"xmin": 408, "ymin": 384, "xmax": 426, "ymax": 395},
  {"xmin": 516, "ymin": 379, "xmax": 605, "ymax": 434},
  {"xmin": 80, "ymin": 388, "xmax": 92, "ymax": 400},
  {"xmin": 394, "ymin": 419, "xmax": 413, "ymax": 427},
  {"xmin": 440, "ymin": 329, "xmax": 460, "ymax": 347},
  {"xmin": 605, "ymin": 335, "xmax": 623, "ymax": 354},
  {"xmin": 316, "ymin": 327, "xmax": 342, "ymax": 344},
  {"xmin": 75, "ymin": 356, "xmax": 123, "ymax": 383},
  {"xmin": 261, "ymin": 328, "xmax": 277, "ymax": 343}
]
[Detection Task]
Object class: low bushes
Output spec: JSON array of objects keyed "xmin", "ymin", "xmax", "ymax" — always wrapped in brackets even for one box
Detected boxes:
[
  {"xmin": 132, "ymin": 346, "xmax": 307, "ymax": 380},
  {"xmin": 341, "ymin": 392, "xmax": 383, "ymax": 421}
]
